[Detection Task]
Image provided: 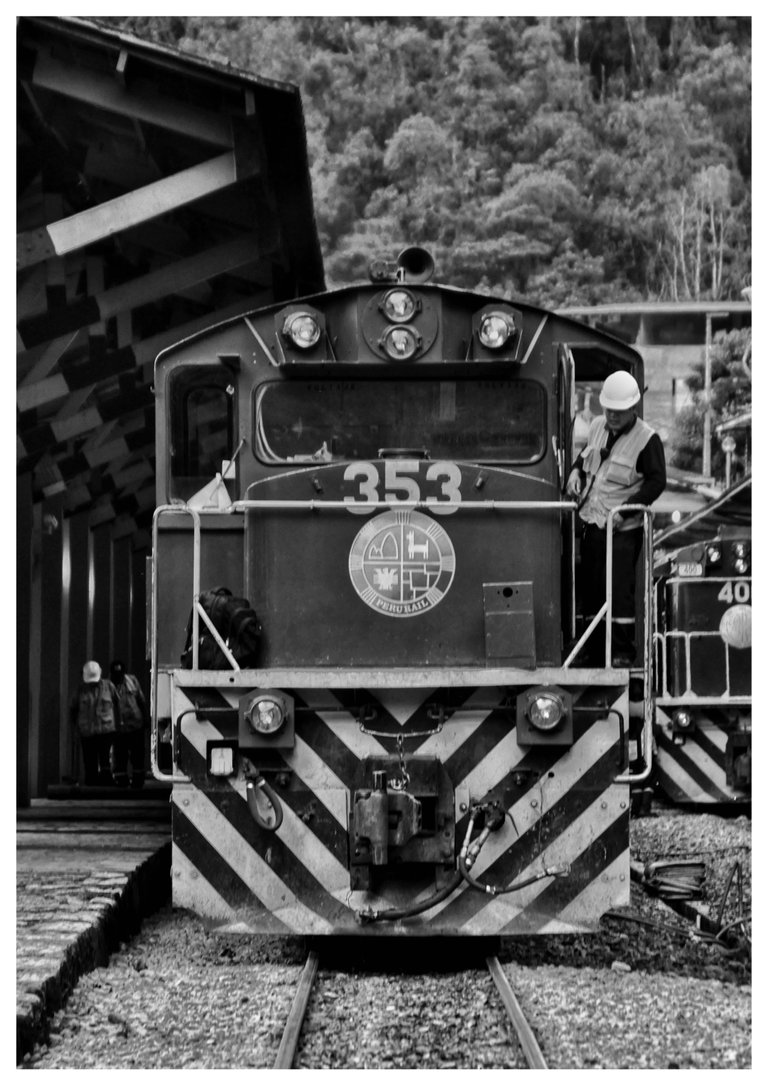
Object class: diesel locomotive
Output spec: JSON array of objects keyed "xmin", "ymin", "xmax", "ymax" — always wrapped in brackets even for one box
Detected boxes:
[
  {"xmin": 150, "ymin": 248, "xmax": 655, "ymax": 936},
  {"xmin": 651, "ymin": 480, "xmax": 752, "ymax": 807}
]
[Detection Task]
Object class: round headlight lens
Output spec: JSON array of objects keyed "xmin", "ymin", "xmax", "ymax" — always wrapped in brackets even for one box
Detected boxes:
[
  {"xmin": 527, "ymin": 694, "xmax": 564, "ymax": 732},
  {"xmin": 479, "ymin": 312, "xmax": 515, "ymax": 350},
  {"xmin": 732, "ymin": 542, "xmax": 749, "ymax": 559},
  {"xmin": 283, "ymin": 311, "xmax": 321, "ymax": 349},
  {"xmin": 381, "ymin": 325, "xmax": 420, "ymax": 360},
  {"xmin": 672, "ymin": 710, "xmax": 693, "ymax": 729},
  {"xmin": 247, "ymin": 697, "xmax": 284, "ymax": 735},
  {"xmin": 706, "ymin": 545, "xmax": 722, "ymax": 565},
  {"xmin": 734, "ymin": 557, "xmax": 749, "ymax": 575},
  {"xmin": 382, "ymin": 289, "xmax": 417, "ymax": 323}
]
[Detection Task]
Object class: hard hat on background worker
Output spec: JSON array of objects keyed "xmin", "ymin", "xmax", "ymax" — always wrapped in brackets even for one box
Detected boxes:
[
  {"xmin": 599, "ymin": 371, "xmax": 641, "ymax": 411},
  {"xmin": 82, "ymin": 660, "xmax": 101, "ymax": 683}
]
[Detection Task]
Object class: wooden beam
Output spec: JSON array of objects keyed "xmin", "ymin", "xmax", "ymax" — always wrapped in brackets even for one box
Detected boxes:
[
  {"xmin": 18, "ymin": 329, "xmax": 86, "ymax": 386},
  {"xmin": 84, "ymin": 437, "xmax": 131, "ymax": 469},
  {"xmin": 51, "ymin": 408, "xmax": 103, "ymax": 444},
  {"xmin": 28, "ymin": 50, "xmax": 234, "ymax": 148},
  {"xmin": 17, "ymin": 374, "xmax": 69, "ymax": 413},
  {"xmin": 18, "ymin": 296, "xmax": 256, "ymax": 418},
  {"xmin": 18, "ymin": 234, "xmax": 265, "ymax": 350},
  {"xmin": 18, "ymin": 151, "xmax": 256, "ymax": 270}
]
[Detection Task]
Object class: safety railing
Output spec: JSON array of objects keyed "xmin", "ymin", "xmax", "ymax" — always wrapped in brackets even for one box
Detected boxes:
[
  {"xmin": 150, "ymin": 504, "xmax": 204, "ymax": 783},
  {"xmin": 653, "ymin": 623, "xmax": 751, "ymax": 705},
  {"xmin": 150, "ymin": 496, "xmax": 653, "ymax": 780}
]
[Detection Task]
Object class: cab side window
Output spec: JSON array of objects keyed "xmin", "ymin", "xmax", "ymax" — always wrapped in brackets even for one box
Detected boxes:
[{"xmin": 169, "ymin": 367, "xmax": 235, "ymax": 501}]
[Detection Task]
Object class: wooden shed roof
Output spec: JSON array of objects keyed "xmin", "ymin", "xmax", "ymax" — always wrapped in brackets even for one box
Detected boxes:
[{"xmin": 17, "ymin": 15, "xmax": 325, "ymax": 537}]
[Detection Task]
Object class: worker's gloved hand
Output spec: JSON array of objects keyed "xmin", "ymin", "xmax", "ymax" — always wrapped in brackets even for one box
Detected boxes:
[{"xmin": 565, "ymin": 470, "xmax": 582, "ymax": 498}]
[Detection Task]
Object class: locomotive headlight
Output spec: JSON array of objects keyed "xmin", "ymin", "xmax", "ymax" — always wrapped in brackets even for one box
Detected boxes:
[
  {"xmin": 516, "ymin": 685, "xmax": 573, "ymax": 746},
  {"xmin": 478, "ymin": 311, "xmax": 516, "ymax": 350},
  {"xmin": 732, "ymin": 543, "xmax": 750, "ymax": 574},
  {"xmin": 672, "ymin": 710, "xmax": 693, "ymax": 730},
  {"xmin": 381, "ymin": 288, "xmax": 418, "ymax": 323},
  {"xmin": 246, "ymin": 696, "xmax": 285, "ymax": 735},
  {"xmin": 381, "ymin": 324, "xmax": 420, "ymax": 360},
  {"xmin": 282, "ymin": 311, "xmax": 322, "ymax": 350},
  {"xmin": 527, "ymin": 693, "xmax": 565, "ymax": 732},
  {"xmin": 706, "ymin": 544, "xmax": 722, "ymax": 566}
]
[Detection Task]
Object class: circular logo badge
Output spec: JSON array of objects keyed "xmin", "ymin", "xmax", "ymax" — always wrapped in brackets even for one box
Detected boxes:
[
  {"xmin": 349, "ymin": 509, "xmax": 455, "ymax": 617},
  {"xmin": 719, "ymin": 604, "xmax": 752, "ymax": 649}
]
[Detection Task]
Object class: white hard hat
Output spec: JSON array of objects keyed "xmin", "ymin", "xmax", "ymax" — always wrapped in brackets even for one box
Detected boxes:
[
  {"xmin": 83, "ymin": 661, "xmax": 101, "ymax": 683},
  {"xmin": 599, "ymin": 371, "xmax": 641, "ymax": 410}
]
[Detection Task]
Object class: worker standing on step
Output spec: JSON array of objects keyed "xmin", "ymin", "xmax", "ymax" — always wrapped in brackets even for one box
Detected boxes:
[{"xmin": 566, "ymin": 371, "xmax": 666, "ymax": 667}]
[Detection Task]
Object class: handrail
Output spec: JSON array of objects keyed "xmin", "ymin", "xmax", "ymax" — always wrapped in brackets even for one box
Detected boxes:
[
  {"xmin": 150, "ymin": 504, "xmax": 201, "ymax": 783},
  {"xmin": 182, "ymin": 498, "xmax": 580, "ymax": 513},
  {"xmin": 151, "ymin": 494, "xmax": 653, "ymax": 781},
  {"xmin": 611, "ymin": 504, "xmax": 654, "ymax": 784}
]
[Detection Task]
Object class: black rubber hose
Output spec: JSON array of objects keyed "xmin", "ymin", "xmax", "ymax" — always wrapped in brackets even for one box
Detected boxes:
[
  {"xmin": 356, "ymin": 870, "xmax": 463, "ymax": 923},
  {"xmin": 246, "ymin": 777, "xmax": 284, "ymax": 831},
  {"xmin": 458, "ymin": 855, "xmax": 563, "ymax": 896}
]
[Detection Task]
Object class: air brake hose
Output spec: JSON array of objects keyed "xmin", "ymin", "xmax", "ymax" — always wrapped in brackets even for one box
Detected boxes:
[
  {"xmin": 458, "ymin": 854, "xmax": 569, "ymax": 896},
  {"xmin": 355, "ymin": 870, "xmax": 464, "ymax": 924},
  {"xmin": 246, "ymin": 776, "xmax": 284, "ymax": 831}
]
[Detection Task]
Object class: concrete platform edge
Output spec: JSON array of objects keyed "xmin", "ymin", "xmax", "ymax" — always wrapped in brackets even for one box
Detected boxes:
[{"xmin": 16, "ymin": 841, "xmax": 171, "ymax": 1063}]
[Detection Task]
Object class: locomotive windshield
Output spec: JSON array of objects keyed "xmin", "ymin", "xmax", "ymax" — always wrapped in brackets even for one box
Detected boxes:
[{"xmin": 256, "ymin": 379, "xmax": 546, "ymax": 464}]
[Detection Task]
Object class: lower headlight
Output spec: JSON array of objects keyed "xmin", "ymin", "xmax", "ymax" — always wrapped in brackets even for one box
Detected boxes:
[
  {"xmin": 527, "ymin": 693, "xmax": 565, "ymax": 731},
  {"xmin": 672, "ymin": 710, "xmax": 693, "ymax": 730},
  {"xmin": 246, "ymin": 696, "xmax": 285, "ymax": 735},
  {"xmin": 380, "ymin": 324, "xmax": 420, "ymax": 360}
]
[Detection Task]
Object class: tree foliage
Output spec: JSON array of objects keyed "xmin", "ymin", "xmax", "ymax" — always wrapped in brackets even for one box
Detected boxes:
[
  {"xmin": 105, "ymin": 15, "xmax": 750, "ymax": 304},
  {"xmin": 668, "ymin": 329, "xmax": 752, "ymax": 477}
]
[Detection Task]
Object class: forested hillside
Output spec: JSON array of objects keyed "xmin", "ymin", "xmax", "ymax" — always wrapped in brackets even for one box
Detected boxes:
[{"xmin": 106, "ymin": 16, "xmax": 751, "ymax": 308}]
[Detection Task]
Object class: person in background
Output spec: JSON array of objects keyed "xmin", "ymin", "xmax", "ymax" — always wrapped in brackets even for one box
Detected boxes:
[
  {"xmin": 110, "ymin": 660, "xmax": 149, "ymax": 789},
  {"xmin": 70, "ymin": 660, "xmax": 120, "ymax": 786},
  {"xmin": 566, "ymin": 370, "xmax": 666, "ymax": 667}
]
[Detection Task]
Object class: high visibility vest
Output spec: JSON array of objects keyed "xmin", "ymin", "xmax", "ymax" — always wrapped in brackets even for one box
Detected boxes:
[
  {"xmin": 76, "ymin": 680, "xmax": 116, "ymax": 737},
  {"xmin": 580, "ymin": 415, "xmax": 654, "ymax": 530},
  {"xmin": 116, "ymin": 674, "xmax": 145, "ymax": 732}
]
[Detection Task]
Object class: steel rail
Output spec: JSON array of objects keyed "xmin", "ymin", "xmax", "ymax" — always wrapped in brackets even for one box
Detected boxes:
[
  {"xmin": 486, "ymin": 956, "xmax": 548, "ymax": 1069},
  {"xmin": 273, "ymin": 950, "xmax": 320, "ymax": 1069}
]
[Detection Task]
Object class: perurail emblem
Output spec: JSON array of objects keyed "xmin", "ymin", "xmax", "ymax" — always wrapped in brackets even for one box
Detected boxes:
[{"xmin": 349, "ymin": 509, "xmax": 455, "ymax": 617}]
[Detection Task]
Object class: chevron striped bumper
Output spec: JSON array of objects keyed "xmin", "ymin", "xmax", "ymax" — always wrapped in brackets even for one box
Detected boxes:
[
  {"xmin": 654, "ymin": 705, "xmax": 751, "ymax": 805},
  {"xmin": 162, "ymin": 672, "xmax": 631, "ymax": 935}
]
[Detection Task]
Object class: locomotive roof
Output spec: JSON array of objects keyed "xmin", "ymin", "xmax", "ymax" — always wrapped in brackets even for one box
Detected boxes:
[
  {"xmin": 655, "ymin": 476, "xmax": 752, "ymax": 550},
  {"xmin": 155, "ymin": 279, "xmax": 644, "ymax": 377}
]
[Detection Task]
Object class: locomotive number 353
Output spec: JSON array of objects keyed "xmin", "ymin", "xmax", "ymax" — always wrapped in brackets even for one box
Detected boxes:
[{"xmin": 343, "ymin": 460, "xmax": 463, "ymax": 513}]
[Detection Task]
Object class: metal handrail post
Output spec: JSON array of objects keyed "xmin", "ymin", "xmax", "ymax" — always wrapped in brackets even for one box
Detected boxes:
[
  {"xmin": 611, "ymin": 503, "xmax": 654, "ymax": 784},
  {"xmin": 151, "ymin": 504, "xmax": 201, "ymax": 783}
]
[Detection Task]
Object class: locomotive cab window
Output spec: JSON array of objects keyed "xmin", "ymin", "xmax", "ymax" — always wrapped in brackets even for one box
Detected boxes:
[
  {"xmin": 168, "ymin": 366, "xmax": 235, "ymax": 501},
  {"xmin": 256, "ymin": 379, "xmax": 546, "ymax": 464}
]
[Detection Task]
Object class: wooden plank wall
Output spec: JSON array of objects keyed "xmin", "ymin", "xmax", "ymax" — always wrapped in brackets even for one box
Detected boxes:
[{"xmin": 17, "ymin": 476, "xmax": 150, "ymax": 803}]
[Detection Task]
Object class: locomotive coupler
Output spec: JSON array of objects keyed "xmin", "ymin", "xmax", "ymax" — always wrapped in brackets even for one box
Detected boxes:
[{"xmin": 352, "ymin": 770, "xmax": 423, "ymax": 866}]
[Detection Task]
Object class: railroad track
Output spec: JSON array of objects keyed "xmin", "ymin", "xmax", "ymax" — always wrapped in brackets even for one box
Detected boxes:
[{"xmin": 274, "ymin": 951, "xmax": 547, "ymax": 1070}]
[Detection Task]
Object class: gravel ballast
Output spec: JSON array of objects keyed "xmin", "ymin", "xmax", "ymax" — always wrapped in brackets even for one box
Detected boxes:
[{"xmin": 22, "ymin": 806, "xmax": 750, "ymax": 1070}]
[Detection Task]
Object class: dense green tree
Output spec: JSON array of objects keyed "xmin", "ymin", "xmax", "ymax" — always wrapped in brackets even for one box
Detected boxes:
[
  {"xmin": 100, "ymin": 15, "xmax": 750, "ymax": 308},
  {"xmin": 669, "ymin": 328, "xmax": 752, "ymax": 477}
]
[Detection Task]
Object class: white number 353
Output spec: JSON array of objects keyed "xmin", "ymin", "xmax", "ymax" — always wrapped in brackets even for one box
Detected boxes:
[{"xmin": 343, "ymin": 460, "xmax": 462, "ymax": 514}]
